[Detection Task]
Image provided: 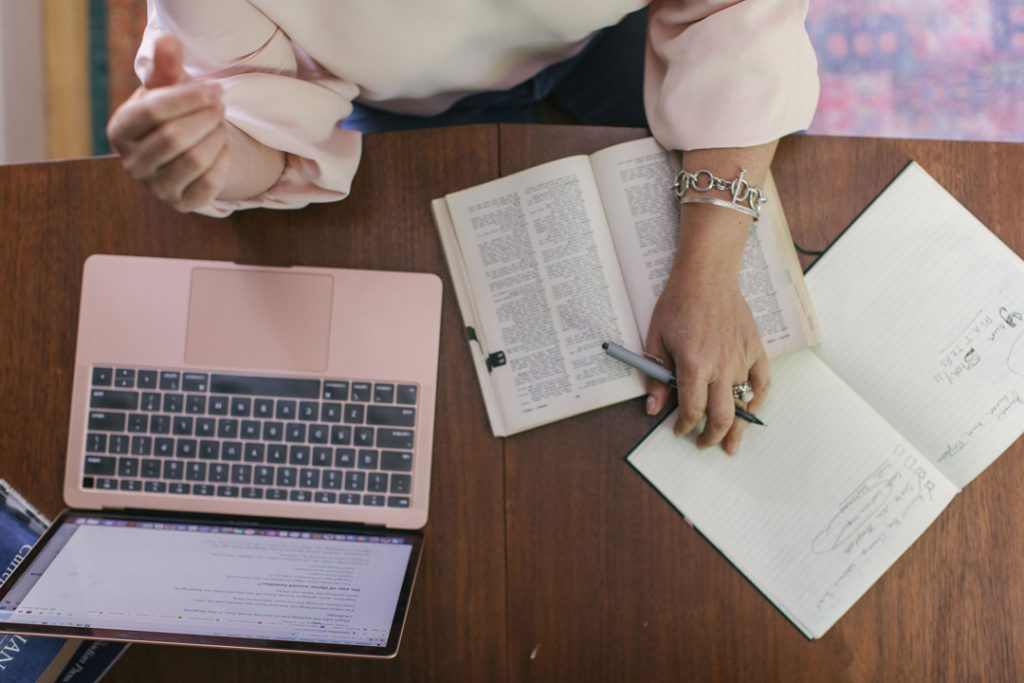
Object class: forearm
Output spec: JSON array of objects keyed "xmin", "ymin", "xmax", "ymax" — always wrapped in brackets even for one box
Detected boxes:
[
  {"xmin": 217, "ymin": 122, "xmax": 286, "ymax": 201},
  {"xmin": 672, "ymin": 141, "xmax": 779, "ymax": 281}
]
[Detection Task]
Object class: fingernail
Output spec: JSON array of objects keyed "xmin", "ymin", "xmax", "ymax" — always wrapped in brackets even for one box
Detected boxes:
[{"xmin": 645, "ymin": 395, "xmax": 657, "ymax": 415}]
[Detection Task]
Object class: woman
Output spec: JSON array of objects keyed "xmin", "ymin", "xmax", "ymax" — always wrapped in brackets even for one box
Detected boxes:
[{"xmin": 107, "ymin": 0, "xmax": 820, "ymax": 453}]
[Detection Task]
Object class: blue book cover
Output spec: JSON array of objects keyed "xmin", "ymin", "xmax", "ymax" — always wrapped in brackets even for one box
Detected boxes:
[{"xmin": 0, "ymin": 481, "xmax": 127, "ymax": 683}]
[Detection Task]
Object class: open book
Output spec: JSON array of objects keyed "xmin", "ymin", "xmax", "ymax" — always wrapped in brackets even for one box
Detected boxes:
[
  {"xmin": 432, "ymin": 137, "xmax": 820, "ymax": 436},
  {"xmin": 627, "ymin": 162, "xmax": 1024, "ymax": 638}
]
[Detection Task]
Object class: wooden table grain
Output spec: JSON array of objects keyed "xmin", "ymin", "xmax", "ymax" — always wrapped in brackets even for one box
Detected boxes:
[{"xmin": 0, "ymin": 124, "xmax": 1021, "ymax": 682}]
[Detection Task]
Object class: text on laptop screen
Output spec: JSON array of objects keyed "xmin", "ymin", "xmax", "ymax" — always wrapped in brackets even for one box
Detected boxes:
[{"xmin": 0, "ymin": 517, "xmax": 413, "ymax": 647}]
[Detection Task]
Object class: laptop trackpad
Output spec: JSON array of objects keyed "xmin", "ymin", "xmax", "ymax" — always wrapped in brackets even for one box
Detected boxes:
[{"xmin": 185, "ymin": 268, "xmax": 332, "ymax": 372}]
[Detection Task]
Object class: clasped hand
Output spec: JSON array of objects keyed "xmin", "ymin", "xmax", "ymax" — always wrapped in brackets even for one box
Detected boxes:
[{"xmin": 107, "ymin": 36, "xmax": 230, "ymax": 213}]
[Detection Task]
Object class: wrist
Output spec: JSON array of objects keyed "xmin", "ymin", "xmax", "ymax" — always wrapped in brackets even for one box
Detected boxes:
[{"xmin": 672, "ymin": 204, "xmax": 750, "ymax": 280}]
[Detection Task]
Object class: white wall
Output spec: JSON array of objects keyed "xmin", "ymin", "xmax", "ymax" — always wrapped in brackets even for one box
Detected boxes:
[{"xmin": 0, "ymin": 0, "xmax": 47, "ymax": 163}]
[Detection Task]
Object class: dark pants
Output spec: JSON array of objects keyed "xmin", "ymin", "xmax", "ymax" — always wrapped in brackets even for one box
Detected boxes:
[{"xmin": 342, "ymin": 8, "xmax": 648, "ymax": 133}]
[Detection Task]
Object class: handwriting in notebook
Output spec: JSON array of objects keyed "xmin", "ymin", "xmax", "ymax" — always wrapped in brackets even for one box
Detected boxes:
[
  {"xmin": 934, "ymin": 303, "xmax": 1024, "ymax": 386},
  {"xmin": 939, "ymin": 389, "xmax": 1024, "ymax": 463}
]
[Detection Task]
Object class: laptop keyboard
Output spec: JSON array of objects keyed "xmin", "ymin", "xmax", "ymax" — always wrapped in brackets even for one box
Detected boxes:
[{"xmin": 81, "ymin": 367, "xmax": 417, "ymax": 509}]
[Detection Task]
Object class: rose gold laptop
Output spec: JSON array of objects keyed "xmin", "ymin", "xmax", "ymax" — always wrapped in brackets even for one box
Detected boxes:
[{"xmin": 0, "ymin": 255, "xmax": 441, "ymax": 656}]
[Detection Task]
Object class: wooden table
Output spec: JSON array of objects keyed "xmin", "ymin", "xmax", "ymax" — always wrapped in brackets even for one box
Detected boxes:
[{"xmin": 1, "ymin": 125, "xmax": 1021, "ymax": 682}]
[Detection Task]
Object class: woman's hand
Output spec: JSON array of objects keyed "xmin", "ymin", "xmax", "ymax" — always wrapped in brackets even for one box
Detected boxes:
[
  {"xmin": 645, "ymin": 249, "xmax": 769, "ymax": 454},
  {"xmin": 107, "ymin": 35, "xmax": 231, "ymax": 213}
]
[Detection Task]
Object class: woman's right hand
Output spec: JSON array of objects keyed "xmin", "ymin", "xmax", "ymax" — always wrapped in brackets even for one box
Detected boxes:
[{"xmin": 107, "ymin": 35, "xmax": 231, "ymax": 212}]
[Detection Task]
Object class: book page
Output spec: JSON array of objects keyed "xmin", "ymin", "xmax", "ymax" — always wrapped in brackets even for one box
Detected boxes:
[
  {"xmin": 443, "ymin": 156, "xmax": 645, "ymax": 434},
  {"xmin": 627, "ymin": 350, "xmax": 959, "ymax": 638},
  {"xmin": 589, "ymin": 137, "xmax": 819, "ymax": 357},
  {"xmin": 807, "ymin": 162, "xmax": 1024, "ymax": 488}
]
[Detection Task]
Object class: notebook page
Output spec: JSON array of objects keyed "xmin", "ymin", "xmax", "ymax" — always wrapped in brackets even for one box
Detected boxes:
[
  {"xmin": 807, "ymin": 162, "xmax": 1024, "ymax": 488},
  {"xmin": 627, "ymin": 350, "xmax": 958, "ymax": 638}
]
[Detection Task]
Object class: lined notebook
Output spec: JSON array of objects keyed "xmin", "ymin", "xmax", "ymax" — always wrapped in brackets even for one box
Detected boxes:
[{"xmin": 628, "ymin": 162, "xmax": 1024, "ymax": 638}]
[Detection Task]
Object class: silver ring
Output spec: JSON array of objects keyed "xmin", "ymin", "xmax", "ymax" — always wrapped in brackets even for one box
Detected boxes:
[{"xmin": 732, "ymin": 382, "xmax": 754, "ymax": 403}]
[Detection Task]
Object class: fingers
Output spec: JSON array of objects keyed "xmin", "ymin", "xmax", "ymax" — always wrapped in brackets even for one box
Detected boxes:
[
  {"xmin": 148, "ymin": 125, "xmax": 228, "ymax": 209},
  {"xmin": 644, "ymin": 337, "xmax": 672, "ymax": 415},
  {"xmin": 146, "ymin": 35, "xmax": 188, "ymax": 89},
  {"xmin": 697, "ymin": 378, "xmax": 734, "ymax": 448},
  {"xmin": 122, "ymin": 103, "xmax": 225, "ymax": 179},
  {"xmin": 721, "ymin": 352, "xmax": 771, "ymax": 455},
  {"xmin": 177, "ymin": 144, "xmax": 231, "ymax": 212},
  {"xmin": 672, "ymin": 363, "xmax": 708, "ymax": 437},
  {"xmin": 108, "ymin": 81, "xmax": 222, "ymax": 146}
]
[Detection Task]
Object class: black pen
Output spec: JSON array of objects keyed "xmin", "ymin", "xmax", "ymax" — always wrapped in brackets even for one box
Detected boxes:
[{"xmin": 602, "ymin": 341, "xmax": 765, "ymax": 426}]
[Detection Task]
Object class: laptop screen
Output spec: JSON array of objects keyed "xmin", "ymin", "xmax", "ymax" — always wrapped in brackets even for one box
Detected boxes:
[{"xmin": 0, "ymin": 510, "xmax": 422, "ymax": 657}]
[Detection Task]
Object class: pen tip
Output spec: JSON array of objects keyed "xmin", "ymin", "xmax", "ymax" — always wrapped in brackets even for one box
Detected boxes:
[
  {"xmin": 601, "ymin": 342, "xmax": 609, "ymax": 350},
  {"xmin": 753, "ymin": 417, "xmax": 765, "ymax": 426}
]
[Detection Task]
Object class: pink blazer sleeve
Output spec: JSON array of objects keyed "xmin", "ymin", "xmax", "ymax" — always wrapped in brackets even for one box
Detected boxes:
[
  {"xmin": 644, "ymin": 0, "xmax": 820, "ymax": 151},
  {"xmin": 136, "ymin": 1, "xmax": 361, "ymax": 217}
]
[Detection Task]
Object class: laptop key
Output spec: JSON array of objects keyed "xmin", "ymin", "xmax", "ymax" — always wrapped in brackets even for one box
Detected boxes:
[
  {"xmin": 195, "ymin": 418, "xmax": 215, "ymax": 437},
  {"xmin": 182, "ymin": 373, "xmax": 208, "ymax": 392},
  {"xmin": 109, "ymin": 435, "xmax": 129, "ymax": 454},
  {"xmin": 351, "ymin": 383, "xmax": 372, "ymax": 401},
  {"xmin": 321, "ymin": 403, "xmax": 342, "ymax": 423},
  {"xmin": 244, "ymin": 443, "xmax": 265, "ymax": 463},
  {"xmin": 216, "ymin": 485, "xmax": 239, "ymax": 498},
  {"xmin": 117, "ymin": 457, "xmax": 139, "ymax": 477},
  {"xmin": 163, "ymin": 461, "xmax": 183, "ymax": 480},
  {"xmin": 289, "ymin": 446, "xmax": 310, "ymax": 466},
  {"xmin": 367, "ymin": 406, "xmax": 416, "ymax": 427},
  {"xmin": 131, "ymin": 436, "xmax": 152, "ymax": 456},
  {"xmin": 242, "ymin": 487, "xmax": 264, "ymax": 499},
  {"xmin": 127, "ymin": 413, "xmax": 148, "ymax": 433},
  {"xmin": 84, "ymin": 456, "xmax": 116, "ymax": 475},
  {"xmin": 141, "ymin": 392, "xmax": 161, "ymax": 411},
  {"xmin": 266, "ymin": 488, "xmax": 287, "ymax": 501},
  {"xmin": 338, "ymin": 493, "xmax": 360, "ymax": 505},
  {"xmin": 381, "ymin": 451, "xmax": 413, "ymax": 472},
  {"xmin": 323, "ymin": 381, "xmax": 348, "ymax": 400},
  {"xmin": 86, "ymin": 433, "xmax": 107, "ymax": 453},
  {"xmin": 289, "ymin": 490, "xmax": 312, "ymax": 502},
  {"xmin": 263, "ymin": 421, "xmax": 284, "ymax": 441},
  {"xmin": 276, "ymin": 467, "xmax": 297, "ymax": 487},
  {"xmin": 241, "ymin": 420, "xmax": 260, "ymax": 439},
  {"xmin": 185, "ymin": 395, "xmax": 206, "ymax": 414},
  {"xmin": 96, "ymin": 478, "xmax": 117, "ymax": 490},
  {"xmin": 390, "ymin": 474, "xmax": 411, "ymax": 494},
  {"xmin": 173, "ymin": 416, "xmax": 193, "ymax": 435},
  {"xmin": 114, "ymin": 368, "xmax": 135, "ymax": 388},
  {"xmin": 344, "ymin": 405, "xmax": 365, "ymax": 424},
  {"xmin": 199, "ymin": 440, "xmax": 219, "ymax": 459},
  {"xmin": 221, "ymin": 442, "xmax": 242, "ymax": 461},
  {"xmin": 141, "ymin": 459, "xmax": 161, "ymax": 478},
  {"xmin": 368, "ymin": 472, "xmax": 388, "ymax": 492},
  {"xmin": 387, "ymin": 496, "xmax": 411, "ymax": 508},
  {"xmin": 364, "ymin": 495, "xmax": 385, "ymax": 507},
  {"xmin": 211, "ymin": 374, "xmax": 320, "ymax": 399},
  {"xmin": 285, "ymin": 423, "xmax": 306, "ymax": 443},
  {"xmin": 150, "ymin": 415, "xmax": 170, "ymax": 434},
  {"xmin": 312, "ymin": 447, "xmax": 332, "ymax": 467},
  {"xmin": 335, "ymin": 448, "xmax": 355, "ymax": 468},
  {"xmin": 92, "ymin": 367, "xmax": 113, "ymax": 386},
  {"xmin": 299, "ymin": 468, "xmax": 320, "ymax": 489},
  {"xmin": 323, "ymin": 470, "xmax": 342, "ymax": 490},
  {"xmin": 176, "ymin": 439, "xmax": 197, "ymax": 458},
  {"xmin": 154, "ymin": 438, "xmax": 174, "ymax": 457},
  {"xmin": 231, "ymin": 464, "xmax": 253, "ymax": 485},
  {"xmin": 309, "ymin": 424, "xmax": 328, "ymax": 444},
  {"xmin": 254, "ymin": 398, "xmax": 274, "ymax": 418},
  {"xmin": 88, "ymin": 412, "xmax": 125, "ymax": 432},
  {"xmin": 82, "ymin": 477, "xmax": 95, "ymax": 489},
  {"xmin": 330, "ymin": 425, "xmax": 352, "ymax": 445},
  {"xmin": 299, "ymin": 401, "xmax": 318, "ymax": 421},
  {"xmin": 194, "ymin": 484, "xmax": 214, "ymax": 496},
  {"xmin": 186, "ymin": 462, "xmax": 207, "ymax": 481},
  {"xmin": 119, "ymin": 479, "xmax": 142, "ymax": 492},
  {"xmin": 159, "ymin": 371, "xmax": 180, "ymax": 391},
  {"xmin": 144, "ymin": 480, "xmax": 167, "ymax": 493},
  {"xmin": 90, "ymin": 389, "xmax": 139, "ymax": 411},
  {"xmin": 276, "ymin": 400, "xmax": 296, "ymax": 420},
  {"xmin": 373, "ymin": 383, "xmax": 395, "ymax": 403},
  {"xmin": 168, "ymin": 483, "xmax": 190, "ymax": 495},
  {"xmin": 137, "ymin": 370, "xmax": 157, "ymax": 389},
  {"xmin": 230, "ymin": 397, "xmax": 251, "ymax": 417},
  {"xmin": 344, "ymin": 471, "xmax": 366, "ymax": 491},
  {"xmin": 209, "ymin": 396, "xmax": 229, "ymax": 415},
  {"xmin": 354, "ymin": 428, "xmax": 374, "ymax": 447},
  {"xmin": 209, "ymin": 463, "xmax": 229, "ymax": 482},
  {"xmin": 377, "ymin": 429, "xmax": 414, "ymax": 449},
  {"xmin": 396, "ymin": 384, "xmax": 418, "ymax": 405},
  {"xmin": 358, "ymin": 450, "xmax": 379, "ymax": 469},
  {"xmin": 163, "ymin": 393, "xmax": 183, "ymax": 413},
  {"xmin": 267, "ymin": 444, "xmax": 287, "ymax": 464},
  {"xmin": 315, "ymin": 492, "xmax": 336, "ymax": 504},
  {"xmin": 254, "ymin": 466, "xmax": 273, "ymax": 486},
  {"xmin": 217, "ymin": 418, "xmax": 239, "ymax": 439}
]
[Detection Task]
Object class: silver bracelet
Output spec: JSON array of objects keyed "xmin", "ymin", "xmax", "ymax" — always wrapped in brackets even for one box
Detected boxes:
[{"xmin": 672, "ymin": 168, "xmax": 768, "ymax": 221}]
